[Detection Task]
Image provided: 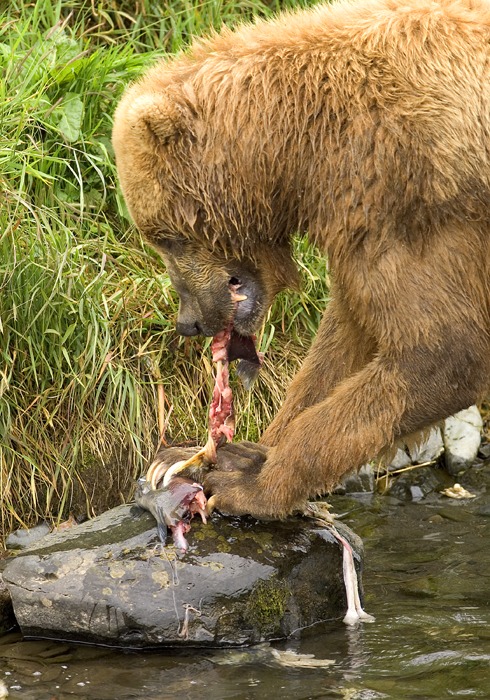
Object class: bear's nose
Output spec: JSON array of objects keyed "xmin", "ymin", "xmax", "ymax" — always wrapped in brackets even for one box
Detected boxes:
[{"xmin": 176, "ymin": 319, "xmax": 203, "ymax": 336}]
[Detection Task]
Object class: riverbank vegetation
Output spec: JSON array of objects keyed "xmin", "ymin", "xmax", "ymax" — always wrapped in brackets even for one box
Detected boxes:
[
  {"xmin": 3, "ymin": 1, "xmax": 488, "ymax": 542},
  {"xmin": 0, "ymin": 0, "xmax": 328, "ymax": 538}
]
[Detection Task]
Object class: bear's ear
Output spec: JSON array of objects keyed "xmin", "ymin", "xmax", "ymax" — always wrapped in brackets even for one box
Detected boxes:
[{"xmin": 124, "ymin": 87, "xmax": 195, "ymax": 146}]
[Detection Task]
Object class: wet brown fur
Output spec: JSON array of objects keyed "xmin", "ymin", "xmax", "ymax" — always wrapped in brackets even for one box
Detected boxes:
[{"xmin": 113, "ymin": 0, "xmax": 490, "ymax": 517}]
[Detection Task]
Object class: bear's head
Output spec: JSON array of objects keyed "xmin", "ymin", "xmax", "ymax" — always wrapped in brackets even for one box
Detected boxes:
[
  {"xmin": 112, "ymin": 78, "xmax": 299, "ymax": 338},
  {"xmin": 154, "ymin": 236, "xmax": 288, "ymax": 337}
]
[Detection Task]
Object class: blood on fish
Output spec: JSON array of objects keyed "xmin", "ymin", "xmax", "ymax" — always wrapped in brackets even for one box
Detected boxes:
[{"xmin": 135, "ymin": 476, "xmax": 207, "ymax": 552}]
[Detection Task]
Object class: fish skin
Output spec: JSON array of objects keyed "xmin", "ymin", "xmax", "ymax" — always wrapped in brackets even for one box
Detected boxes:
[{"xmin": 135, "ymin": 477, "xmax": 206, "ymax": 551}]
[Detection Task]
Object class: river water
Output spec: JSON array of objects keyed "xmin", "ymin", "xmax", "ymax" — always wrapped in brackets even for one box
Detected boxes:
[{"xmin": 1, "ymin": 460, "xmax": 489, "ymax": 700}]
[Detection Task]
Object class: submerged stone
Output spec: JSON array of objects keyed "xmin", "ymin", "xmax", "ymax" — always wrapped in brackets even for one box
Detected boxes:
[
  {"xmin": 386, "ymin": 465, "xmax": 452, "ymax": 501},
  {"xmin": 2, "ymin": 504, "xmax": 364, "ymax": 648}
]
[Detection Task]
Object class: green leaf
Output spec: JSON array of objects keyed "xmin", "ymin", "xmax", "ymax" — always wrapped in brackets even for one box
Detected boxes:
[
  {"xmin": 61, "ymin": 321, "xmax": 78, "ymax": 344},
  {"xmin": 55, "ymin": 93, "xmax": 84, "ymax": 142}
]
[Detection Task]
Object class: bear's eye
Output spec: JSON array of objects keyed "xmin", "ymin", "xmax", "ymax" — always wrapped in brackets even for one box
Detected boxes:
[
  {"xmin": 229, "ymin": 276, "xmax": 241, "ymax": 286},
  {"xmin": 159, "ymin": 237, "xmax": 186, "ymax": 255}
]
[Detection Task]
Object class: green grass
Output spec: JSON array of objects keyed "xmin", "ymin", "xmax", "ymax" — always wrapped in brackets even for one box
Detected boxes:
[{"xmin": 0, "ymin": 0, "xmax": 328, "ymax": 540}]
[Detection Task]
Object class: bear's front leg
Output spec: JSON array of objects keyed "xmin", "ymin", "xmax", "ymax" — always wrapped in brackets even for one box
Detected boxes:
[
  {"xmin": 261, "ymin": 297, "xmax": 376, "ymax": 447},
  {"xmin": 204, "ymin": 342, "xmax": 484, "ymax": 518},
  {"xmin": 205, "ymin": 355, "xmax": 401, "ymax": 517}
]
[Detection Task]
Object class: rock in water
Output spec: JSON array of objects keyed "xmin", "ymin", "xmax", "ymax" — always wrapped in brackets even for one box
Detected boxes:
[
  {"xmin": 2, "ymin": 504, "xmax": 364, "ymax": 648},
  {"xmin": 0, "ymin": 572, "xmax": 15, "ymax": 635}
]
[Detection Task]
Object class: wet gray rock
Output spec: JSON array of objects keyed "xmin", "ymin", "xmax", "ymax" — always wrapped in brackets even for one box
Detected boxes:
[
  {"xmin": 2, "ymin": 504, "xmax": 364, "ymax": 648},
  {"xmin": 339, "ymin": 464, "xmax": 375, "ymax": 494},
  {"xmin": 388, "ymin": 448, "xmax": 412, "ymax": 470},
  {"xmin": 0, "ymin": 571, "xmax": 15, "ymax": 634},
  {"xmin": 345, "ymin": 407, "xmax": 484, "ymax": 497},
  {"xmin": 386, "ymin": 465, "xmax": 452, "ymax": 502},
  {"xmin": 480, "ymin": 443, "xmax": 490, "ymax": 460},
  {"xmin": 410, "ymin": 426, "xmax": 445, "ymax": 464},
  {"xmin": 388, "ymin": 427, "xmax": 445, "ymax": 471},
  {"xmin": 5, "ymin": 522, "xmax": 51, "ymax": 550},
  {"xmin": 443, "ymin": 406, "xmax": 483, "ymax": 475}
]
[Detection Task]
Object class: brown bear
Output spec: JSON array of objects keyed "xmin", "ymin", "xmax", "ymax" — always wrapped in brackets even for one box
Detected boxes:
[{"xmin": 112, "ymin": 0, "xmax": 490, "ymax": 518}]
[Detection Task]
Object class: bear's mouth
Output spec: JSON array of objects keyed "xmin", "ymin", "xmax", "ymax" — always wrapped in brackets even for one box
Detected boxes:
[
  {"xmin": 226, "ymin": 329, "xmax": 263, "ymax": 390},
  {"xmin": 226, "ymin": 281, "xmax": 263, "ymax": 389},
  {"xmin": 227, "ymin": 329, "xmax": 258, "ymax": 363}
]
